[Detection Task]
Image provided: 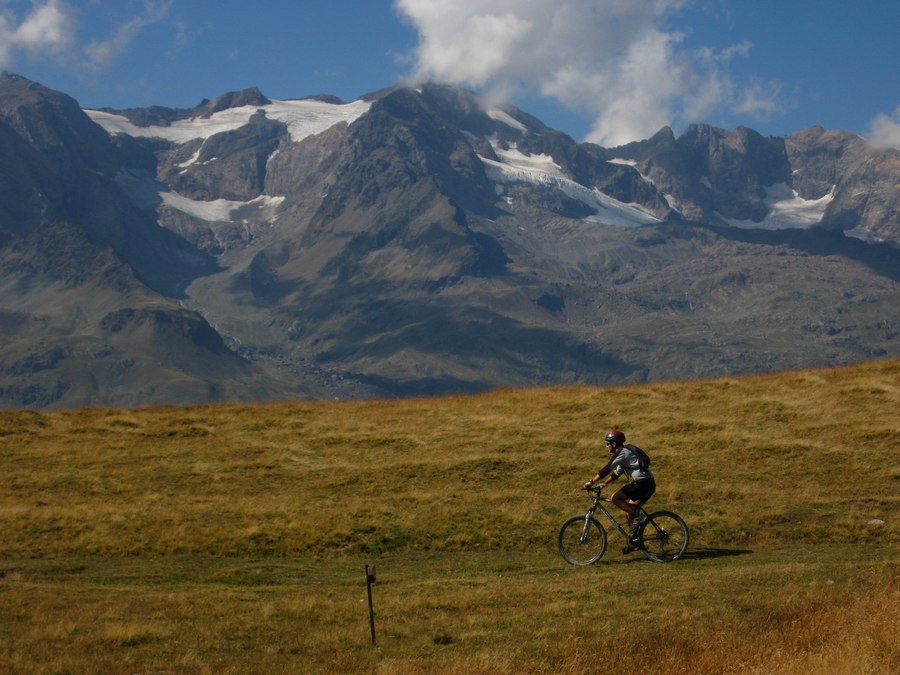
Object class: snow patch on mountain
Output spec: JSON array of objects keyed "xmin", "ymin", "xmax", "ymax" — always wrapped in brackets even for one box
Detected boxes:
[
  {"xmin": 85, "ymin": 98, "xmax": 371, "ymax": 144},
  {"xmin": 607, "ymin": 158, "xmax": 637, "ymax": 168},
  {"xmin": 160, "ymin": 191, "xmax": 285, "ymax": 223},
  {"xmin": 177, "ymin": 149, "xmax": 202, "ymax": 169},
  {"xmin": 724, "ymin": 183, "xmax": 834, "ymax": 230},
  {"xmin": 487, "ymin": 108, "xmax": 526, "ymax": 133},
  {"xmin": 844, "ymin": 224, "xmax": 885, "ymax": 244},
  {"xmin": 114, "ymin": 168, "xmax": 284, "ymax": 222},
  {"xmin": 491, "ymin": 145, "xmax": 566, "ymax": 179},
  {"xmin": 481, "ymin": 145, "xmax": 659, "ymax": 227},
  {"xmin": 266, "ymin": 99, "xmax": 371, "ymax": 141}
]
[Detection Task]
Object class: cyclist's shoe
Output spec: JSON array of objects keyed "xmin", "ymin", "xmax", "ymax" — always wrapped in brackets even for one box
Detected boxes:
[
  {"xmin": 622, "ymin": 529, "xmax": 644, "ymax": 554},
  {"xmin": 629, "ymin": 515, "xmax": 646, "ymax": 538}
]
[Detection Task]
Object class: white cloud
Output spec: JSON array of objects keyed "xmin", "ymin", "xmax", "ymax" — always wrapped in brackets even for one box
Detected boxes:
[
  {"xmin": 866, "ymin": 106, "xmax": 900, "ymax": 150},
  {"xmin": 0, "ymin": 0, "xmax": 171, "ymax": 70},
  {"xmin": 0, "ymin": 0, "xmax": 76, "ymax": 65},
  {"xmin": 394, "ymin": 0, "xmax": 778, "ymax": 146},
  {"xmin": 578, "ymin": 28, "xmax": 691, "ymax": 146},
  {"xmin": 84, "ymin": 0, "xmax": 172, "ymax": 69},
  {"xmin": 733, "ymin": 78, "xmax": 783, "ymax": 119}
]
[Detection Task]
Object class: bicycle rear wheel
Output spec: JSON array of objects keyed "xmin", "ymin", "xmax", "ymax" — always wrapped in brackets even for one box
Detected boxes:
[
  {"xmin": 638, "ymin": 511, "xmax": 689, "ymax": 562},
  {"xmin": 558, "ymin": 515, "xmax": 607, "ymax": 565}
]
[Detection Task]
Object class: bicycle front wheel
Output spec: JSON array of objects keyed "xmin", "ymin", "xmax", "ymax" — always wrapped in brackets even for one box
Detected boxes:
[
  {"xmin": 638, "ymin": 510, "xmax": 689, "ymax": 562},
  {"xmin": 558, "ymin": 515, "xmax": 607, "ymax": 565}
]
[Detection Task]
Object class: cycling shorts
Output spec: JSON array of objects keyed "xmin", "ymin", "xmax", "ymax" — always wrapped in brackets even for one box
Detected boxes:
[{"xmin": 622, "ymin": 477, "xmax": 656, "ymax": 504}]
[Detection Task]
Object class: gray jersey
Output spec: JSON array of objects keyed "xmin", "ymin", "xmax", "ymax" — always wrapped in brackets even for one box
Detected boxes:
[{"xmin": 610, "ymin": 446, "xmax": 653, "ymax": 482}]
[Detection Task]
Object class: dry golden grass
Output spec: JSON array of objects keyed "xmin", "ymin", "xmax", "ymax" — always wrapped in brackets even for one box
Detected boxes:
[
  {"xmin": 1, "ymin": 549, "xmax": 895, "ymax": 673},
  {"xmin": 0, "ymin": 357, "xmax": 897, "ymax": 672}
]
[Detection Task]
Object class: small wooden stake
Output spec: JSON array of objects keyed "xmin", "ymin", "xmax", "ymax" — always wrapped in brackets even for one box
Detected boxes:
[{"xmin": 365, "ymin": 563, "xmax": 376, "ymax": 645}]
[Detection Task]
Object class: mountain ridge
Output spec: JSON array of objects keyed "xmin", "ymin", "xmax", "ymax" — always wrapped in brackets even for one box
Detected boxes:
[{"xmin": 1, "ymin": 73, "xmax": 898, "ymax": 409}]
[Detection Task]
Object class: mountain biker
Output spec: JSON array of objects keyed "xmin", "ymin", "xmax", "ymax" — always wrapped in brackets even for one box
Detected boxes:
[{"xmin": 582, "ymin": 429, "xmax": 656, "ymax": 554}]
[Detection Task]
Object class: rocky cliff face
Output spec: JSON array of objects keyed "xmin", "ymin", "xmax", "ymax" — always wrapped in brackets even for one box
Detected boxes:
[
  {"xmin": 0, "ymin": 73, "xmax": 220, "ymax": 296},
  {"xmin": 0, "ymin": 74, "xmax": 318, "ymax": 408},
  {"xmin": 786, "ymin": 126, "xmax": 900, "ymax": 243},
  {"xmin": 608, "ymin": 122, "xmax": 899, "ymax": 245},
  {"xmin": 1, "ymin": 73, "xmax": 898, "ymax": 409}
]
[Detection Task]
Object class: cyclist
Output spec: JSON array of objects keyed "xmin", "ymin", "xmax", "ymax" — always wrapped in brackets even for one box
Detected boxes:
[{"xmin": 583, "ymin": 429, "xmax": 656, "ymax": 553}]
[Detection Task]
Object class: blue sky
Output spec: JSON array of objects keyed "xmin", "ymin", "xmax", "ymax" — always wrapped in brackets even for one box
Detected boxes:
[{"xmin": 2, "ymin": 0, "xmax": 898, "ymax": 148}]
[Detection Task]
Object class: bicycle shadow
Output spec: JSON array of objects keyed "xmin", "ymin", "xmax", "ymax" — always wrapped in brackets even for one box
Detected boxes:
[
  {"xmin": 622, "ymin": 547, "xmax": 751, "ymax": 564},
  {"xmin": 678, "ymin": 547, "xmax": 753, "ymax": 560}
]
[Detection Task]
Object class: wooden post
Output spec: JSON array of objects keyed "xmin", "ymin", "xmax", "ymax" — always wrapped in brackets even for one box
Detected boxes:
[{"xmin": 365, "ymin": 563, "xmax": 376, "ymax": 645}]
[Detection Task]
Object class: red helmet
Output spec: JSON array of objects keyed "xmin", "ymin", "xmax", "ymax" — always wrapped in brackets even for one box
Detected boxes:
[{"xmin": 605, "ymin": 429, "xmax": 626, "ymax": 445}]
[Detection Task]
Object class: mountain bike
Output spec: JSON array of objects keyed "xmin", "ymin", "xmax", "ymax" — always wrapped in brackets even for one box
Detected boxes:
[{"xmin": 558, "ymin": 485, "xmax": 689, "ymax": 564}]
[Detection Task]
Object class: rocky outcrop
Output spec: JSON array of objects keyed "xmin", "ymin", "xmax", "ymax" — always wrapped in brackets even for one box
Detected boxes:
[
  {"xmin": 786, "ymin": 126, "xmax": 900, "ymax": 242},
  {"xmin": 606, "ymin": 122, "xmax": 900, "ymax": 244}
]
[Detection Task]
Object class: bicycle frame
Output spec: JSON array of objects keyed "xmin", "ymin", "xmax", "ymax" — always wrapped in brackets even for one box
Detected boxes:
[{"xmin": 580, "ymin": 489, "xmax": 641, "ymax": 543}]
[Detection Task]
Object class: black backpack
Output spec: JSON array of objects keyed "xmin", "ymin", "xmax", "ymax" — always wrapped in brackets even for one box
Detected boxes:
[{"xmin": 625, "ymin": 444, "xmax": 651, "ymax": 471}]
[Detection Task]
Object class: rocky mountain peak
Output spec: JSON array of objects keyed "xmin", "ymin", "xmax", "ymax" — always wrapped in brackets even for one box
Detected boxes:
[
  {"xmin": 0, "ymin": 73, "xmax": 117, "ymax": 170},
  {"xmin": 0, "ymin": 75, "xmax": 898, "ymax": 409},
  {"xmin": 195, "ymin": 87, "xmax": 272, "ymax": 117}
]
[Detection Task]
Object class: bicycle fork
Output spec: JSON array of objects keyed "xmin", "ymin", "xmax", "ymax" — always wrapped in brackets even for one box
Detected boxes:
[{"xmin": 579, "ymin": 508, "xmax": 597, "ymax": 543}]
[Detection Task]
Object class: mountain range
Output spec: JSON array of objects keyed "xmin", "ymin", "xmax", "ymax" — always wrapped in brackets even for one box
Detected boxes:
[{"xmin": 1, "ymin": 72, "xmax": 898, "ymax": 409}]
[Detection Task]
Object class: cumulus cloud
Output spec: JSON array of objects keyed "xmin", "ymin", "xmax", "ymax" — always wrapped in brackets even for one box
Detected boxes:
[
  {"xmin": 0, "ymin": 0, "xmax": 76, "ymax": 65},
  {"xmin": 0, "ymin": 0, "xmax": 171, "ymax": 70},
  {"xmin": 394, "ymin": 0, "xmax": 778, "ymax": 146},
  {"xmin": 867, "ymin": 106, "xmax": 900, "ymax": 150}
]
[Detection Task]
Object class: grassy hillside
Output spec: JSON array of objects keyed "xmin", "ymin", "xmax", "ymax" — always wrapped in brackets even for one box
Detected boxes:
[{"xmin": 1, "ymin": 358, "xmax": 897, "ymax": 672}]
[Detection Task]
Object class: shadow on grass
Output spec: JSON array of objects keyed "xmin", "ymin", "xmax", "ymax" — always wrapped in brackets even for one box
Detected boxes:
[
  {"xmin": 679, "ymin": 547, "xmax": 753, "ymax": 560},
  {"xmin": 622, "ymin": 547, "xmax": 752, "ymax": 564}
]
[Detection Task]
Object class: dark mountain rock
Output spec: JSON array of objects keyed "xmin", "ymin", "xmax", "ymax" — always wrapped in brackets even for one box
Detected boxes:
[
  {"xmin": 678, "ymin": 124, "xmax": 791, "ymax": 220},
  {"xmin": 610, "ymin": 122, "xmax": 900, "ymax": 245},
  {"xmin": 196, "ymin": 87, "xmax": 270, "ymax": 117},
  {"xmin": 96, "ymin": 87, "xmax": 271, "ymax": 127},
  {"xmin": 291, "ymin": 86, "xmax": 510, "ymax": 296},
  {"xmin": 0, "ymin": 72, "xmax": 898, "ymax": 409},
  {"xmin": 611, "ymin": 124, "xmax": 793, "ymax": 223},
  {"xmin": 0, "ymin": 73, "xmax": 217, "ymax": 296},
  {"xmin": 100, "ymin": 307, "xmax": 242, "ymax": 366},
  {"xmin": 323, "ymin": 86, "xmax": 502, "ymax": 219},
  {"xmin": 161, "ymin": 110, "xmax": 287, "ymax": 201},
  {"xmin": 786, "ymin": 126, "xmax": 900, "ymax": 242},
  {"xmin": 0, "ymin": 74, "xmax": 323, "ymax": 408},
  {"xmin": 0, "ymin": 73, "xmax": 117, "ymax": 170}
]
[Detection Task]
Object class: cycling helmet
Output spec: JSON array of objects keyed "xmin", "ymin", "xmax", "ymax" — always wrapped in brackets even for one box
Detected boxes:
[{"xmin": 605, "ymin": 429, "xmax": 626, "ymax": 445}]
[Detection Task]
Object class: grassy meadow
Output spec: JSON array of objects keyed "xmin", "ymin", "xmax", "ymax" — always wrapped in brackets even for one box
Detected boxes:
[{"xmin": 0, "ymin": 357, "xmax": 897, "ymax": 673}]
